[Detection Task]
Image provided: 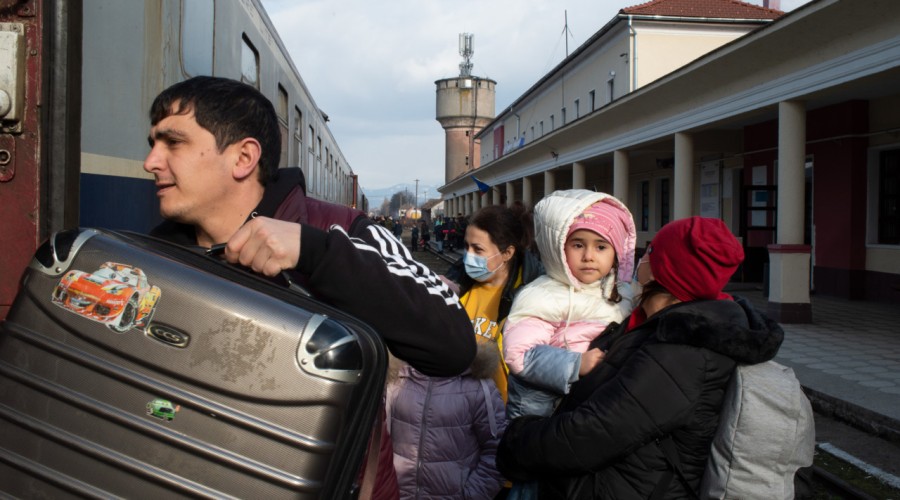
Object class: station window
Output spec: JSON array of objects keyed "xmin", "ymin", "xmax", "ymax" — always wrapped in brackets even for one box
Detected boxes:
[
  {"xmin": 574, "ymin": 99, "xmax": 580, "ymax": 120},
  {"xmin": 561, "ymin": 108, "xmax": 566, "ymax": 126},
  {"xmin": 659, "ymin": 178, "xmax": 671, "ymax": 227},
  {"xmin": 550, "ymin": 115, "xmax": 555, "ymax": 130},
  {"xmin": 641, "ymin": 181, "xmax": 650, "ymax": 231},
  {"xmin": 589, "ymin": 90, "xmax": 596, "ymax": 112},
  {"xmin": 878, "ymin": 149, "xmax": 900, "ymax": 244},
  {"xmin": 241, "ymin": 34, "xmax": 259, "ymax": 88},
  {"xmin": 607, "ymin": 77, "xmax": 615, "ymax": 104},
  {"xmin": 181, "ymin": 0, "xmax": 214, "ymax": 76}
]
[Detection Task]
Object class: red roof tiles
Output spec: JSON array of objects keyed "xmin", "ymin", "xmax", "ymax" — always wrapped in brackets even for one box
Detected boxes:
[{"xmin": 621, "ymin": 0, "xmax": 783, "ymax": 20}]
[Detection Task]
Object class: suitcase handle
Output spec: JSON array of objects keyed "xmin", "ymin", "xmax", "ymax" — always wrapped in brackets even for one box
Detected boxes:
[{"xmin": 205, "ymin": 244, "xmax": 313, "ymax": 298}]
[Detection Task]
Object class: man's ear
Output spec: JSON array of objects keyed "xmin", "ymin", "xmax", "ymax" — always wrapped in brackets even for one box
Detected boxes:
[{"xmin": 232, "ymin": 137, "xmax": 262, "ymax": 181}]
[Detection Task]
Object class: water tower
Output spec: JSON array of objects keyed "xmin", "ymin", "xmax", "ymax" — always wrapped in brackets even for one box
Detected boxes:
[{"xmin": 435, "ymin": 33, "xmax": 496, "ymax": 183}]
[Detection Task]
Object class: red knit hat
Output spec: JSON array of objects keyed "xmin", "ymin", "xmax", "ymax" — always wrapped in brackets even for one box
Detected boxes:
[{"xmin": 648, "ymin": 217, "xmax": 744, "ymax": 302}]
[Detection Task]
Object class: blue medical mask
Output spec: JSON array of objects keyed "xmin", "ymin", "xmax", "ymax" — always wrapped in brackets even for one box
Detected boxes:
[{"xmin": 464, "ymin": 251, "xmax": 504, "ymax": 283}]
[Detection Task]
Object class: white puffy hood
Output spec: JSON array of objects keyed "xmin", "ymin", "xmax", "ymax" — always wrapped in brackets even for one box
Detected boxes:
[{"xmin": 533, "ymin": 189, "xmax": 637, "ymax": 292}]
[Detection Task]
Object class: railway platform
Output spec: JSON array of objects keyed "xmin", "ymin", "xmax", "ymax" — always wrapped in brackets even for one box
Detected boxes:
[{"xmin": 729, "ymin": 284, "xmax": 900, "ymax": 444}]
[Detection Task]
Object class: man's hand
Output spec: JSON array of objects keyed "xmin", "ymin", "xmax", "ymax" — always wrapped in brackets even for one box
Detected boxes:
[
  {"xmin": 224, "ymin": 217, "xmax": 301, "ymax": 277},
  {"xmin": 579, "ymin": 348, "xmax": 606, "ymax": 376}
]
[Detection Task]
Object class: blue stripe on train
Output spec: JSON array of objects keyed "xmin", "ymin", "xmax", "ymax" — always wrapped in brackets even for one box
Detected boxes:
[{"xmin": 80, "ymin": 173, "xmax": 164, "ymax": 233}]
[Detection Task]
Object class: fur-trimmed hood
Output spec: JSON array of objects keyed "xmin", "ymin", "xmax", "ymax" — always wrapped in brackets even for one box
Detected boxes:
[{"xmin": 650, "ymin": 295, "xmax": 784, "ymax": 364}]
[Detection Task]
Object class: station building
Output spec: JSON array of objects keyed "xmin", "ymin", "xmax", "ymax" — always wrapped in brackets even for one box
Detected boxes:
[{"xmin": 437, "ymin": 0, "xmax": 900, "ymax": 321}]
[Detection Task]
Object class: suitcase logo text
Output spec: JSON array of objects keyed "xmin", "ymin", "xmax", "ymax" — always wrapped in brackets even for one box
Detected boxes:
[{"xmin": 147, "ymin": 324, "xmax": 190, "ymax": 348}]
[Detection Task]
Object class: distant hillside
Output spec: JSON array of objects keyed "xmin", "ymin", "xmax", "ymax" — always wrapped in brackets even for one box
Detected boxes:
[{"xmin": 365, "ymin": 182, "xmax": 438, "ymax": 213}]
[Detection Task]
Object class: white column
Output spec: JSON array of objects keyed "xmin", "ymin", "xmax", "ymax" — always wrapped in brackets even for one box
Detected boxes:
[
  {"xmin": 767, "ymin": 100, "xmax": 811, "ymax": 323},
  {"xmin": 491, "ymin": 186, "xmax": 500, "ymax": 206},
  {"xmin": 544, "ymin": 170, "xmax": 556, "ymax": 196},
  {"xmin": 673, "ymin": 132, "xmax": 694, "ymax": 220},
  {"xmin": 613, "ymin": 150, "xmax": 629, "ymax": 203},
  {"xmin": 522, "ymin": 176, "xmax": 533, "ymax": 209},
  {"xmin": 506, "ymin": 182, "xmax": 515, "ymax": 207},
  {"xmin": 778, "ymin": 101, "xmax": 806, "ymax": 245},
  {"xmin": 573, "ymin": 162, "xmax": 586, "ymax": 189}
]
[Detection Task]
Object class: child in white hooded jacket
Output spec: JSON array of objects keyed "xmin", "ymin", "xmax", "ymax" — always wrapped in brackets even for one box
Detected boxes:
[{"xmin": 503, "ymin": 189, "xmax": 637, "ymax": 421}]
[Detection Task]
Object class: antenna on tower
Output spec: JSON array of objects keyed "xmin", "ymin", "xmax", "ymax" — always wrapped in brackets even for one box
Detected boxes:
[{"xmin": 459, "ymin": 33, "xmax": 474, "ymax": 77}]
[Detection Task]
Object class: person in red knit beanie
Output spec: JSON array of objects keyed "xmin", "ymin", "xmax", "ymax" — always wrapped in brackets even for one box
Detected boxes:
[{"xmin": 647, "ymin": 216, "xmax": 744, "ymax": 302}]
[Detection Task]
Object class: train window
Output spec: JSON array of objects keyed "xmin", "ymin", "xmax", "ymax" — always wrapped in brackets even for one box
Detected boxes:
[
  {"xmin": 326, "ymin": 148, "xmax": 331, "ymax": 198},
  {"xmin": 277, "ymin": 85, "xmax": 289, "ymax": 119},
  {"xmin": 181, "ymin": 0, "xmax": 214, "ymax": 76},
  {"xmin": 317, "ymin": 137, "xmax": 323, "ymax": 195},
  {"xmin": 241, "ymin": 34, "xmax": 259, "ymax": 88},
  {"xmin": 307, "ymin": 125, "xmax": 315, "ymax": 192},
  {"xmin": 277, "ymin": 85, "xmax": 289, "ymax": 168},
  {"xmin": 294, "ymin": 107, "xmax": 303, "ymax": 169}
]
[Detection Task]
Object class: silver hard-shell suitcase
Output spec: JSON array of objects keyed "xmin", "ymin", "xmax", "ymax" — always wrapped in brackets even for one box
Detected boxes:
[{"xmin": 0, "ymin": 228, "xmax": 387, "ymax": 498}]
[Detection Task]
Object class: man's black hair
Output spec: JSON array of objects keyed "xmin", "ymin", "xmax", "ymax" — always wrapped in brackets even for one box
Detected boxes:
[{"xmin": 149, "ymin": 76, "xmax": 281, "ymax": 184}]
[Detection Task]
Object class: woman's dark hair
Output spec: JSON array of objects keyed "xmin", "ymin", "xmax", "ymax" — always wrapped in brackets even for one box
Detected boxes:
[
  {"xmin": 468, "ymin": 203, "xmax": 534, "ymax": 258},
  {"xmin": 149, "ymin": 76, "xmax": 281, "ymax": 185}
]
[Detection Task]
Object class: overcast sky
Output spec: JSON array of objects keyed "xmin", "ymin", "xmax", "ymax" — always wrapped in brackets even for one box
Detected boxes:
[{"xmin": 260, "ymin": 0, "xmax": 811, "ymax": 194}]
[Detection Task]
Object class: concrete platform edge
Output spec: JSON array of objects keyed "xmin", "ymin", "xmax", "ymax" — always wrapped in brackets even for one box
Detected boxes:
[{"xmin": 804, "ymin": 385, "xmax": 900, "ymax": 444}]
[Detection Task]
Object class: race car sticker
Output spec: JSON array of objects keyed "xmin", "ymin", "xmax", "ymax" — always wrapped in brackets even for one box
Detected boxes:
[{"xmin": 51, "ymin": 261, "xmax": 161, "ymax": 333}]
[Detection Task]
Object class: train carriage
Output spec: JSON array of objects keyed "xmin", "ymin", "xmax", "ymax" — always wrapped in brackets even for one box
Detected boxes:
[{"xmin": 79, "ymin": 0, "xmax": 367, "ymax": 233}]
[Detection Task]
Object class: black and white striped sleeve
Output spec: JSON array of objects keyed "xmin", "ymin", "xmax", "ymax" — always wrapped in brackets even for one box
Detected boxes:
[{"xmin": 297, "ymin": 219, "xmax": 476, "ymax": 377}]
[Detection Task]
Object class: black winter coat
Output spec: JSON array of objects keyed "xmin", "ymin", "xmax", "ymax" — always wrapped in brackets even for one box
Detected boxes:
[{"xmin": 497, "ymin": 296, "xmax": 783, "ymax": 499}]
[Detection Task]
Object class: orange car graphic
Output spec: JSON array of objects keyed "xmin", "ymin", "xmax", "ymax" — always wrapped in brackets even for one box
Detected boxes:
[{"xmin": 51, "ymin": 262, "xmax": 161, "ymax": 333}]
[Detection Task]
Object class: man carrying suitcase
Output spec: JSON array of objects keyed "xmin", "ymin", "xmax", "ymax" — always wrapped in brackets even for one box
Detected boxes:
[{"xmin": 143, "ymin": 76, "xmax": 476, "ymax": 497}]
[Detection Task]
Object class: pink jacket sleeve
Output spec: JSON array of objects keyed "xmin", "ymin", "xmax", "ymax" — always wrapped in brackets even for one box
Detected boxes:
[{"xmin": 503, "ymin": 317, "xmax": 557, "ymax": 375}]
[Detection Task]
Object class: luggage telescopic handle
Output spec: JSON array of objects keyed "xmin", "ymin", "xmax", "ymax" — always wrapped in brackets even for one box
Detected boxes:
[{"xmin": 205, "ymin": 244, "xmax": 313, "ymax": 298}]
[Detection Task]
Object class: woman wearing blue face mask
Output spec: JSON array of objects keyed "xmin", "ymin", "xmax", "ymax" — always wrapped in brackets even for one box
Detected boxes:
[{"xmin": 446, "ymin": 203, "xmax": 544, "ymax": 402}]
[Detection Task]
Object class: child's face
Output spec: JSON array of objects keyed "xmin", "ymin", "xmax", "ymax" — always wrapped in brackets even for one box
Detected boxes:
[{"xmin": 565, "ymin": 229, "xmax": 617, "ymax": 285}]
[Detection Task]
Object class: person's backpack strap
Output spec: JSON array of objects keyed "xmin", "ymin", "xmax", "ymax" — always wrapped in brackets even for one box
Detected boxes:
[
  {"xmin": 652, "ymin": 436, "xmax": 700, "ymax": 500},
  {"xmin": 480, "ymin": 379, "xmax": 499, "ymax": 438}
]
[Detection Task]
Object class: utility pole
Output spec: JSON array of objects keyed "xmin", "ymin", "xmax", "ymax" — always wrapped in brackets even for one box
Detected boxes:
[{"xmin": 415, "ymin": 179, "xmax": 420, "ymax": 216}]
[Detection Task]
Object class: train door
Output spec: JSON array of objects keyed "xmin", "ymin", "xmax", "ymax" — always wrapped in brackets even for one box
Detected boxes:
[{"xmin": 0, "ymin": 2, "xmax": 81, "ymax": 319}]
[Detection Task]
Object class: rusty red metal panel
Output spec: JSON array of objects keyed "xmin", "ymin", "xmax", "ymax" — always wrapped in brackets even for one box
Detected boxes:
[{"xmin": 0, "ymin": 0, "xmax": 42, "ymax": 320}]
